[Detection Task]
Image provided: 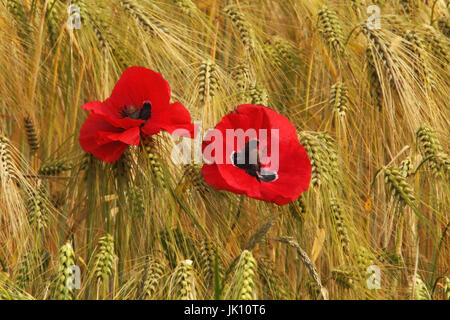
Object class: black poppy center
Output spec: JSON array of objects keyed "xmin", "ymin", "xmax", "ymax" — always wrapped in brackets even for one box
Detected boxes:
[
  {"xmin": 119, "ymin": 101, "xmax": 152, "ymax": 123},
  {"xmin": 231, "ymin": 140, "xmax": 278, "ymax": 183}
]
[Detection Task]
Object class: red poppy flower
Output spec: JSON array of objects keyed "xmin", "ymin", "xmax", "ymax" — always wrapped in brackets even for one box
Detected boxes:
[
  {"xmin": 201, "ymin": 104, "xmax": 311, "ymax": 205},
  {"xmin": 79, "ymin": 66, "xmax": 196, "ymax": 162}
]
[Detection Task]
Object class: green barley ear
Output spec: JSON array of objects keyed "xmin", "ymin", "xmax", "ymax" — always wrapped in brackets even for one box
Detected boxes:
[
  {"xmin": 16, "ymin": 252, "xmax": 33, "ymax": 289},
  {"xmin": 0, "ymin": 272, "xmax": 33, "ymax": 300},
  {"xmin": 366, "ymin": 48, "xmax": 383, "ymax": 111},
  {"xmin": 399, "ymin": 157, "xmax": 413, "ymax": 178},
  {"xmin": 45, "ymin": 0, "xmax": 62, "ymax": 46},
  {"xmin": 329, "ymin": 199, "xmax": 350, "ymax": 256},
  {"xmin": 6, "ymin": 0, "xmax": 31, "ymax": 43},
  {"xmin": 224, "ymin": 5, "xmax": 254, "ymax": 49},
  {"xmin": 120, "ymin": 0, "xmax": 169, "ymax": 35},
  {"xmin": 142, "ymin": 137, "xmax": 164, "ymax": 182},
  {"xmin": 299, "ymin": 133, "xmax": 327, "ymax": 187},
  {"xmin": 248, "ymin": 84, "xmax": 268, "ymax": 106},
  {"xmin": 264, "ymin": 37, "xmax": 297, "ymax": 69},
  {"xmin": 26, "ymin": 184, "xmax": 49, "ymax": 231},
  {"xmin": 24, "ymin": 116, "xmax": 40, "ymax": 154},
  {"xmin": 200, "ymin": 238, "xmax": 216, "ymax": 286},
  {"xmin": 332, "ymin": 267, "xmax": 355, "ymax": 289},
  {"xmin": 317, "ymin": 6, "xmax": 344, "ymax": 55},
  {"xmin": 356, "ymin": 247, "xmax": 374, "ymax": 274},
  {"xmin": 142, "ymin": 259, "xmax": 165, "ymax": 299},
  {"xmin": 94, "ymin": 234, "xmax": 115, "ymax": 283},
  {"xmin": 274, "ymin": 237, "xmax": 327, "ymax": 299},
  {"xmin": 409, "ymin": 275, "xmax": 431, "ymax": 300},
  {"xmin": 183, "ymin": 164, "xmax": 210, "ymax": 194},
  {"xmin": 198, "ymin": 61, "xmax": 218, "ymax": 102},
  {"xmin": 129, "ymin": 186, "xmax": 145, "ymax": 218},
  {"xmin": 227, "ymin": 250, "xmax": 257, "ymax": 300},
  {"xmin": 245, "ymin": 217, "xmax": 275, "ymax": 251},
  {"xmin": 54, "ymin": 242, "xmax": 77, "ymax": 300},
  {"xmin": 112, "ymin": 149, "xmax": 135, "ymax": 182},
  {"xmin": 71, "ymin": 0, "xmax": 88, "ymax": 24},
  {"xmin": 306, "ymin": 279, "xmax": 322, "ymax": 299},
  {"xmin": 38, "ymin": 159, "xmax": 71, "ymax": 176},
  {"xmin": 416, "ymin": 125, "xmax": 450, "ymax": 177},
  {"xmin": 299, "ymin": 132, "xmax": 340, "ymax": 188},
  {"xmin": 330, "ymin": 82, "xmax": 349, "ymax": 118},
  {"xmin": 258, "ymin": 257, "xmax": 287, "ymax": 300},
  {"xmin": 175, "ymin": 0, "xmax": 197, "ymax": 16},
  {"xmin": 384, "ymin": 166, "xmax": 416, "ymax": 206},
  {"xmin": 289, "ymin": 195, "xmax": 306, "ymax": 221},
  {"xmin": 316, "ymin": 133, "xmax": 340, "ymax": 182},
  {"xmin": 170, "ymin": 259, "xmax": 196, "ymax": 300},
  {"xmin": 0, "ymin": 135, "xmax": 15, "ymax": 181}
]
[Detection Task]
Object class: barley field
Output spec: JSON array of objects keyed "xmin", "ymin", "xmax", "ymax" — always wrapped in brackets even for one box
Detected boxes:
[{"xmin": 0, "ymin": 0, "xmax": 449, "ymax": 301}]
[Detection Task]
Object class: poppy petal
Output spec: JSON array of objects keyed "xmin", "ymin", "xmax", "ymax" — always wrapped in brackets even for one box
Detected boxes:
[
  {"xmin": 82, "ymin": 100, "xmax": 145, "ymax": 130},
  {"xmin": 201, "ymin": 104, "xmax": 311, "ymax": 205},
  {"xmin": 79, "ymin": 114, "xmax": 130, "ymax": 162},
  {"xmin": 141, "ymin": 101, "xmax": 196, "ymax": 138},
  {"xmin": 106, "ymin": 66, "xmax": 171, "ymax": 113}
]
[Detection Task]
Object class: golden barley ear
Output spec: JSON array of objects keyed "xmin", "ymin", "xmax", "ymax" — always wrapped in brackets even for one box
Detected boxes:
[
  {"xmin": 404, "ymin": 30, "xmax": 435, "ymax": 90},
  {"xmin": 0, "ymin": 136, "xmax": 15, "ymax": 182},
  {"xmin": 248, "ymin": 84, "xmax": 268, "ymax": 106},
  {"xmin": 26, "ymin": 183, "xmax": 49, "ymax": 231},
  {"xmin": 224, "ymin": 5, "xmax": 255, "ymax": 50},
  {"xmin": 175, "ymin": 0, "xmax": 198, "ymax": 16},
  {"xmin": 366, "ymin": 48, "xmax": 383, "ymax": 111},
  {"xmin": 199, "ymin": 238, "xmax": 216, "ymax": 287},
  {"xmin": 330, "ymin": 82, "xmax": 349, "ymax": 118},
  {"xmin": 38, "ymin": 159, "xmax": 71, "ymax": 176},
  {"xmin": 317, "ymin": 6, "xmax": 344, "ymax": 56},
  {"xmin": 231, "ymin": 62, "xmax": 251, "ymax": 103},
  {"xmin": 198, "ymin": 60, "xmax": 218, "ymax": 103},
  {"xmin": 120, "ymin": 0, "xmax": 169, "ymax": 36},
  {"xmin": 361, "ymin": 23, "xmax": 398, "ymax": 89},
  {"xmin": 24, "ymin": 116, "xmax": 40, "ymax": 154}
]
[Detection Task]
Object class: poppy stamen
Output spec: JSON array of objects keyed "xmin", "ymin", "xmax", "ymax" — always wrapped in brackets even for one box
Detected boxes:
[
  {"xmin": 231, "ymin": 140, "xmax": 278, "ymax": 183},
  {"xmin": 119, "ymin": 102, "xmax": 152, "ymax": 127}
]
